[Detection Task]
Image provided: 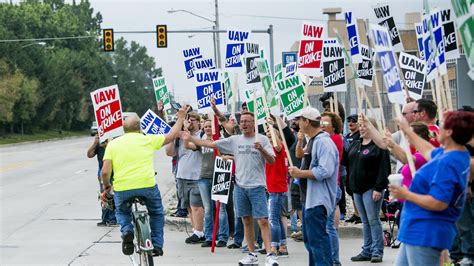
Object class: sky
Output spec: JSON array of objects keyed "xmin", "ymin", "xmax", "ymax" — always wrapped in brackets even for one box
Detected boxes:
[{"xmin": 61, "ymin": 0, "xmax": 453, "ymax": 107}]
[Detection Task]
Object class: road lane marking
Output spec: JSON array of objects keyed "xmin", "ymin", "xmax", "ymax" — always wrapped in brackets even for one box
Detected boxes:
[
  {"xmin": 0, "ymin": 161, "xmax": 34, "ymax": 173},
  {"xmin": 38, "ymin": 182, "xmax": 52, "ymax": 187}
]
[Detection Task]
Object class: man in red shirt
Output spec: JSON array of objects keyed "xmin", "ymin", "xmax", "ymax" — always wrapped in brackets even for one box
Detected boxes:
[{"xmin": 413, "ymin": 99, "xmax": 440, "ymax": 147}]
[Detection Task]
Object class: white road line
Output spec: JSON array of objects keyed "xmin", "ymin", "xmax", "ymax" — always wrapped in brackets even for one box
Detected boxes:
[
  {"xmin": 38, "ymin": 182, "xmax": 52, "ymax": 187},
  {"xmin": 74, "ymin": 170, "xmax": 84, "ymax": 174}
]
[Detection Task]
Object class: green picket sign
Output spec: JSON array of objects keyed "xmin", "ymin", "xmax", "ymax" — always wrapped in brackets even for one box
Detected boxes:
[
  {"xmin": 155, "ymin": 86, "xmax": 170, "ymax": 106},
  {"xmin": 274, "ymin": 63, "xmax": 283, "ymax": 81},
  {"xmin": 255, "ymin": 59, "xmax": 278, "ymax": 109},
  {"xmin": 223, "ymin": 72, "xmax": 233, "ymax": 100},
  {"xmin": 247, "ymin": 96, "xmax": 266, "ymax": 121},
  {"xmin": 153, "ymin": 77, "xmax": 170, "ymax": 108},
  {"xmin": 451, "ymin": 0, "xmax": 474, "ymax": 77},
  {"xmin": 280, "ymin": 85, "xmax": 305, "ymax": 119}
]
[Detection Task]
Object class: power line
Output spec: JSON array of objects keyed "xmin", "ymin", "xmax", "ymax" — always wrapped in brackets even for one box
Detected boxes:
[
  {"xmin": 0, "ymin": 35, "xmax": 96, "ymax": 43},
  {"xmin": 221, "ymin": 13, "xmax": 415, "ymax": 25}
]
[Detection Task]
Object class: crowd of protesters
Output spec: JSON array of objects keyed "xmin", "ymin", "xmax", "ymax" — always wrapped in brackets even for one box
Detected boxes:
[{"xmin": 90, "ymin": 96, "xmax": 474, "ymax": 266}]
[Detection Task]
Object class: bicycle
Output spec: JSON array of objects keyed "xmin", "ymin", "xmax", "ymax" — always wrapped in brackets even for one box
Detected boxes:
[{"xmin": 128, "ymin": 197, "xmax": 155, "ymax": 266}]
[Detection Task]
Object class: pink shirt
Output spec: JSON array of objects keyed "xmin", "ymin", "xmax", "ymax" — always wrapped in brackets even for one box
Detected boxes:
[{"xmin": 399, "ymin": 152, "xmax": 428, "ymax": 203}]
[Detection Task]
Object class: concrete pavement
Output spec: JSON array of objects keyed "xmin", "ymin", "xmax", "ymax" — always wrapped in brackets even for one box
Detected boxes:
[{"xmin": 1, "ymin": 136, "xmax": 400, "ymax": 265}]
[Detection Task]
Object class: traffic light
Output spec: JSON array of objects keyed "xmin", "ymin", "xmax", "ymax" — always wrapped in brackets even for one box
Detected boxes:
[
  {"xmin": 103, "ymin": 29, "xmax": 114, "ymax": 52},
  {"xmin": 156, "ymin": 25, "xmax": 167, "ymax": 48}
]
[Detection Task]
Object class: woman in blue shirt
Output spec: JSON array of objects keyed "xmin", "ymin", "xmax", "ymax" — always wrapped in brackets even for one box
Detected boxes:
[{"xmin": 389, "ymin": 111, "xmax": 474, "ymax": 266}]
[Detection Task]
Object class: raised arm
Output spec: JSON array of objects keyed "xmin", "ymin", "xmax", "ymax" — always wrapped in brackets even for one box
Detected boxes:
[
  {"xmin": 87, "ymin": 135, "xmax": 99, "ymax": 158},
  {"xmin": 295, "ymin": 132, "xmax": 305, "ymax": 159},
  {"xmin": 183, "ymin": 131, "xmax": 198, "ymax": 151},
  {"xmin": 397, "ymin": 118, "xmax": 434, "ymax": 161},
  {"xmin": 163, "ymin": 105, "xmax": 189, "ymax": 146},
  {"xmin": 186, "ymin": 132, "xmax": 217, "ymax": 149},
  {"xmin": 359, "ymin": 113, "xmax": 387, "ymax": 149}
]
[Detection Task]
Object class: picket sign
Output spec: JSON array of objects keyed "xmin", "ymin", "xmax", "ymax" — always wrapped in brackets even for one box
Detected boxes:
[
  {"xmin": 140, "ymin": 109, "xmax": 171, "ymax": 135},
  {"xmin": 369, "ymin": 23, "xmax": 416, "ymax": 176},
  {"xmin": 398, "ymin": 52, "xmax": 427, "ymax": 100},
  {"xmin": 90, "ymin": 84, "xmax": 124, "ymax": 143},
  {"xmin": 253, "ymin": 88, "xmax": 259, "ymax": 143}
]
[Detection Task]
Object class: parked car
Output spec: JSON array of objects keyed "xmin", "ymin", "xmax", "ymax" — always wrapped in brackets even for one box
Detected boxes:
[{"xmin": 90, "ymin": 121, "xmax": 98, "ymax": 136}]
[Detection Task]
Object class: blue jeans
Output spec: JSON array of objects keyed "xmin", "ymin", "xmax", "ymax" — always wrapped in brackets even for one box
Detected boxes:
[
  {"xmin": 198, "ymin": 178, "xmax": 229, "ymax": 242},
  {"xmin": 269, "ymin": 192, "xmax": 287, "ymax": 247},
  {"xmin": 451, "ymin": 197, "xmax": 474, "ymax": 260},
  {"xmin": 395, "ymin": 243, "xmax": 441, "ymax": 266},
  {"xmin": 354, "ymin": 189, "xmax": 385, "ymax": 257},
  {"xmin": 233, "ymin": 215, "xmax": 244, "ymax": 246},
  {"xmin": 99, "ymin": 179, "xmax": 116, "ymax": 223},
  {"xmin": 303, "ymin": 205, "xmax": 332, "ymax": 266},
  {"xmin": 114, "ymin": 185, "xmax": 165, "ymax": 248},
  {"xmin": 326, "ymin": 187, "xmax": 341, "ymax": 264}
]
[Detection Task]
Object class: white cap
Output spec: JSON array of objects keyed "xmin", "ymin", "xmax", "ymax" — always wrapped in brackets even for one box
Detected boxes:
[{"xmin": 294, "ymin": 107, "xmax": 321, "ymax": 121}]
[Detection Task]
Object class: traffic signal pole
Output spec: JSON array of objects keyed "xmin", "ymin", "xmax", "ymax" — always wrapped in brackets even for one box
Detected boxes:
[{"xmin": 114, "ymin": 25, "xmax": 275, "ymax": 74}]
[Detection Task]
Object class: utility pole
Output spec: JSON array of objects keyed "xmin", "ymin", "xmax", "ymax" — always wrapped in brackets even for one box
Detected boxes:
[{"xmin": 215, "ymin": 0, "xmax": 221, "ymax": 68}]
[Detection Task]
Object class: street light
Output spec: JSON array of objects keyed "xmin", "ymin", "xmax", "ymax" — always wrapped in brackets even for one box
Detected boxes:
[{"xmin": 167, "ymin": 7, "xmax": 221, "ymax": 67}]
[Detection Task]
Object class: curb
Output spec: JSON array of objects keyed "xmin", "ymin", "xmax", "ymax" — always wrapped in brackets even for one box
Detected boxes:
[
  {"xmin": 164, "ymin": 215, "xmax": 366, "ymax": 239},
  {"xmin": 0, "ymin": 135, "xmax": 88, "ymax": 147}
]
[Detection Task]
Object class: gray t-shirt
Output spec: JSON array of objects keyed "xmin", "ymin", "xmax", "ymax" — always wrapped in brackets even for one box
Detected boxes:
[
  {"xmin": 176, "ymin": 130, "xmax": 202, "ymax": 180},
  {"xmin": 215, "ymin": 134, "xmax": 275, "ymax": 188},
  {"xmin": 198, "ymin": 134, "xmax": 215, "ymax": 179}
]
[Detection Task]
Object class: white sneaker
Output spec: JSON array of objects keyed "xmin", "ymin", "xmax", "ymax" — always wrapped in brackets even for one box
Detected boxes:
[
  {"xmin": 459, "ymin": 257, "xmax": 473, "ymax": 266},
  {"xmin": 266, "ymin": 253, "xmax": 279, "ymax": 266},
  {"xmin": 239, "ymin": 252, "xmax": 258, "ymax": 265}
]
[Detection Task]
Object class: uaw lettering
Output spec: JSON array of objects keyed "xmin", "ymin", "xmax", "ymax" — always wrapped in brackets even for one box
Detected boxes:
[
  {"xmin": 285, "ymin": 63, "xmax": 297, "ymax": 77},
  {"xmin": 276, "ymin": 75, "xmax": 300, "ymax": 91},
  {"xmin": 415, "ymin": 23, "xmax": 425, "ymax": 60},
  {"xmin": 93, "ymin": 88, "xmax": 116, "ymax": 105},
  {"xmin": 400, "ymin": 52, "xmax": 426, "ymax": 99},
  {"xmin": 373, "ymin": 4, "xmax": 403, "ymax": 51},
  {"xmin": 153, "ymin": 78, "xmax": 165, "ymax": 88},
  {"xmin": 302, "ymin": 24, "xmax": 324, "ymax": 38},
  {"xmin": 211, "ymin": 158, "xmax": 232, "ymax": 195},
  {"xmin": 422, "ymin": 16, "xmax": 437, "ymax": 81},
  {"xmin": 430, "ymin": 10, "xmax": 447, "ymax": 75},
  {"xmin": 194, "ymin": 58, "xmax": 215, "ymax": 70}
]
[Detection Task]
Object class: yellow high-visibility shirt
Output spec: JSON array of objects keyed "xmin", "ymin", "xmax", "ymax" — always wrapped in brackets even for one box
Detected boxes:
[{"xmin": 103, "ymin": 133, "xmax": 165, "ymax": 191}]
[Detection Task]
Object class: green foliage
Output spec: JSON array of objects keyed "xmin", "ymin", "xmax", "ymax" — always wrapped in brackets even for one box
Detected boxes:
[{"xmin": 0, "ymin": 0, "xmax": 160, "ymax": 135}]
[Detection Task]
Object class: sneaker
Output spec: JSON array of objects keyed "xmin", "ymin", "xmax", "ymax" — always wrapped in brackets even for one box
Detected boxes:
[
  {"xmin": 241, "ymin": 245, "xmax": 259, "ymax": 253},
  {"xmin": 106, "ymin": 222, "xmax": 118, "ymax": 227},
  {"xmin": 122, "ymin": 231, "xmax": 134, "ymax": 255},
  {"xmin": 151, "ymin": 247, "xmax": 163, "ymax": 257},
  {"xmin": 216, "ymin": 240, "xmax": 227, "ymax": 247},
  {"xmin": 227, "ymin": 243, "xmax": 242, "ymax": 249},
  {"xmin": 277, "ymin": 250, "xmax": 289, "ymax": 258},
  {"xmin": 201, "ymin": 240, "xmax": 213, "ymax": 247},
  {"xmin": 290, "ymin": 231, "xmax": 302, "ymax": 239},
  {"xmin": 185, "ymin": 234, "xmax": 205, "ymax": 244},
  {"xmin": 340, "ymin": 213, "xmax": 345, "ymax": 221},
  {"xmin": 257, "ymin": 247, "xmax": 267, "ymax": 255},
  {"xmin": 391, "ymin": 239, "xmax": 401, "ymax": 249},
  {"xmin": 371, "ymin": 255, "xmax": 383, "ymax": 263},
  {"xmin": 346, "ymin": 214, "xmax": 360, "ymax": 223},
  {"xmin": 459, "ymin": 257, "xmax": 473, "ymax": 265},
  {"xmin": 96, "ymin": 221, "xmax": 107, "ymax": 227},
  {"xmin": 350, "ymin": 254, "xmax": 371, "ymax": 262},
  {"xmin": 265, "ymin": 253, "xmax": 279, "ymax": 266},
  {"xmin": 239, "ymin": 252, "xmax": 258, "ymax": 265}
]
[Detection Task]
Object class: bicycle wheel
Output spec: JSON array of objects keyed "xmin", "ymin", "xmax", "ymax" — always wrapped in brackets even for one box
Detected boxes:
[{"xmin": 139, "ymin": 252, "xmax": 154, "ymax": 266}]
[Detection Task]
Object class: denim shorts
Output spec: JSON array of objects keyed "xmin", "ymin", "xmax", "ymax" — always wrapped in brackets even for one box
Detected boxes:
[
  {"xmin": 234, "ymin": 185, "xmax": 268, "ymax": 218},
  {"xmin": 177, "ymin": 178, "xmax": 203, "ymax": 208}
]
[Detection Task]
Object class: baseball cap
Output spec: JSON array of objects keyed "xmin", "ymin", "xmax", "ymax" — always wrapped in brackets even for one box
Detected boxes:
[
  {"xmin": 347, "ymin": 114, "xmax": 358, "ymax": 122},
  {"xmin": 295, "ymin": 107, "xmax": 321, "ymax": 121}
]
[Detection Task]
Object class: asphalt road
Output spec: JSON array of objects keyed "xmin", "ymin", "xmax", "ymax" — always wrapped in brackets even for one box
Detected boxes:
[{"xmin": 0, "ymin": 136, "xmax": 398, "ymax": 265}]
